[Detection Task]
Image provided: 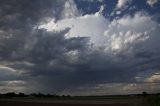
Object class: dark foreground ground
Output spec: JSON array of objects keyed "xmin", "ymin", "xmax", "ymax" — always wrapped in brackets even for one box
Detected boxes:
[
  {"xmin": 1, "ymin": 95, "xmax": 160, "ymax": 106},
  {"xmin": 0, "ymin": 101, "xmax": 136, "ymax": 106},
  {"xmin": 0, "ymin": 101, "xmax": 142, "ymax": 106},
  {"xmin": 0, "ymin": 97, "xmax": 146, "ymax": 106}
]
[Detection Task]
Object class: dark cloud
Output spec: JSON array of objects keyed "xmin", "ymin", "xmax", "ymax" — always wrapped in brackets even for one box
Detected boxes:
[
  {"xmin": 0, "ymin": 0, "xmax": 160, "ymax": 95},
  {"xmin": 0, "ymin": 0, "xmax": 65, "ymax": 29},
  {"xmin": 0, "ymin": 0, "xmax": 67, "ymax": 61},
  {"xmin": 1, "ymin": 26, "xmax": 160, "ymax": 94}
]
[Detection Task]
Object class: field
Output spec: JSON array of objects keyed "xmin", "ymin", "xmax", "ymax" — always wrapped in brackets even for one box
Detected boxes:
[
  {"xmin": 0, "ymin": 100, "xmax": 142, "ymax": 106},
  {"xmin": 0, "ymin": 94, "xmax": 160, "ymax": 106},
  {"xmin": 0, "ymin": 97, "xmax": 148, "ymax": 106}
]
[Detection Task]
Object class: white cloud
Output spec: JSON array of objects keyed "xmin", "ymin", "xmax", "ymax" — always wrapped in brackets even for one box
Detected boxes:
[
  {"xmin": 104, "ymin": 12, "xmax": 158, "ymax": 54},
  {"xmin": 146, "ymin": 0, "xmax": 159, "ymax": 7},
  {"xmin": 80, "ymin": 0, "xmax": 103, "ymax": 2},
  {"xmin": 110, "ymin": 0, "xmax": 132, "ymax": 16},
  {"xmin": 95, "ymin": 5, "xmax": 105, "ymax": 16},
  {"xmin": 116, "ymin": 0, "xmax": 132, "ymax": 9},
  {"xmin": 116, "ymin": 12, "xmax": 156, "ymax": 30},
  {"xmin": 60, "ymin": 0, "xmax": 79, "ymax": 19},
  {"xmin": 39, "ymin": 11, "xmax": 158, "ymax": 55},
  {"xmin": 145, "ymin": 74, "xmax": 160, "ymax": 83},
  {"xmin": 38, "ymin": 19, "xmax": 57, "ymax": 32},
  {"xmin": 38, "ymin": 8, "xmax": 108, "ymax": 47},
  {"xmin": 0, "ymin": 66, "xmax": 17, "ymax": 72}
]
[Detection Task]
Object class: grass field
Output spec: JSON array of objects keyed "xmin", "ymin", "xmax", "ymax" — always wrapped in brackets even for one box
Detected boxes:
[
  {"xmin": 0, "ymin": 95, "xmax": 160, "ymax": 106},
  {"xmin": 0, "ymin": 100, "xmax": 141, "ymax": 106}
]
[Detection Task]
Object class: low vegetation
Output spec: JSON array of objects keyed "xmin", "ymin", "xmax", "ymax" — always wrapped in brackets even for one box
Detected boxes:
[{"xmin": 0, "ymin": 92, "xmax": 160, "ymax": 106}]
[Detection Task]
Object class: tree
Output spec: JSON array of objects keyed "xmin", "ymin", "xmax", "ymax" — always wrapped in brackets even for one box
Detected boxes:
[
  {"xmin": 142, "ymin": 91, "xmax": 148, "ymax": 97},
  {"xmin": 18, "ymin": 92, "xmax": 25, "ymax": 97},
  {"xmin": 6, "ymin": 92, "xmax": 16, "ymax": 97}
]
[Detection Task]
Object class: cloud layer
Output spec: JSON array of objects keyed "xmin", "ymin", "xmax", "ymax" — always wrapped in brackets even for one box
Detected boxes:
[
  {"xmin": 146, "ymin": 0, "xmax": 159, "ymax": 7},
  {"xmin": 0, "ymin": 0, "xmax": 160, "ymax": 95}
]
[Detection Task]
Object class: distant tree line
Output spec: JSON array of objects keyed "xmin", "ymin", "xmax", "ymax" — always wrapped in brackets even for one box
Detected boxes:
[
  {"xmin": 0, "ymin": 91, "xmax": 160, "ymax": 98},
  {"xmin": 0, "ymin": 92, "xmax": 71, "ymax": 98}
]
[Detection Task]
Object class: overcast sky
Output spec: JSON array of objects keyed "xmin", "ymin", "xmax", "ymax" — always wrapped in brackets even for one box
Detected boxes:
[{"xmin": 0, "ymin": 0, "xmax": 160, "ymax": 95}]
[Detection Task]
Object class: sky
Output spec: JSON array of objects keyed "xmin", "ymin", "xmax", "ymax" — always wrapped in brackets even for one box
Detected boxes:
[{"xmin": 0, "ymin": 0, "xmax": 160, "ymax": 95}]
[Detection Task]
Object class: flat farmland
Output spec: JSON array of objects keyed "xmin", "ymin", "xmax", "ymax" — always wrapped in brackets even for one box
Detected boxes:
[{"xmin": 0, "ymin": 97, "xmax": 146, "ymax": 106}]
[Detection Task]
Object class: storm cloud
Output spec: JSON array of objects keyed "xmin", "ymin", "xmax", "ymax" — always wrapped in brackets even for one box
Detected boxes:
[{"xmin": 0, "ymin": 0, "xmax": 160, "ymax": 95}]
